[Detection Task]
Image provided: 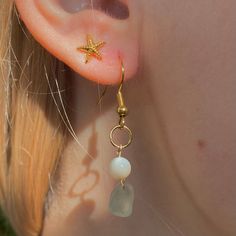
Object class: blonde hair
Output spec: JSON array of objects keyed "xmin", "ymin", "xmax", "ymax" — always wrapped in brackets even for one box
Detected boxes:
[{"xmin": 0, "ymin": 1, "xmax": 68, "ymax": 235}]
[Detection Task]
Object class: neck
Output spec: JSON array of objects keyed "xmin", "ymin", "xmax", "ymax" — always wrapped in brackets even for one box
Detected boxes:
[{"xmin": 42, "ymin": 71, "xmax": 224, "ymax": 236}]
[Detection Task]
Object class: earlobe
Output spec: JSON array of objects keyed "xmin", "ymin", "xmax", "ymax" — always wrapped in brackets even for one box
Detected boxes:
[{"xmin": 15, "ymin": 0, "xmax": 139, "ymax": 84}]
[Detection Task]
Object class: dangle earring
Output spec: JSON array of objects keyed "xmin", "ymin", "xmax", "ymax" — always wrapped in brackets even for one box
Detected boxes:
[{"xmin": 108, "ymin": 61, "xmax": 134, "ymax": 217}]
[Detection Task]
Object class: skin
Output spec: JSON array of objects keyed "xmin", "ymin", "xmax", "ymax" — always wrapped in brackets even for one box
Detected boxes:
[{"xmin": 15, "ymin": 0, "xmax": 236, "ymax": 235}]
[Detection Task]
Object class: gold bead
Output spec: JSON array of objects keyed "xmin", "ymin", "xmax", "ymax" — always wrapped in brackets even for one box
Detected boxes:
[{"xmin": 117, "ymin": 106, "xmax": 128, "ymax": 117}]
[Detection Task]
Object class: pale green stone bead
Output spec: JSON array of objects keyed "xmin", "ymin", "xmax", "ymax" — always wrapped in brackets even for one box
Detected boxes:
[{"xmin": 109, "ymin": 183, "xmax": 134, "ymax": 217}]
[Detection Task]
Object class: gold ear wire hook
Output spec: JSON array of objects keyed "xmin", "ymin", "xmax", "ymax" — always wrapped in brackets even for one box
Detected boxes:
[
  {"xmin": 117, "ymin": 61, "xmax": 128, "ymax": 127},
  {"xmin": 97, "ymin": 60, "xmax": 127, "ymax": 119},
  {"xmin": 109, "ymin": 60, "xmax": 133, "ymax": 152},
  {"xmin": 118, "ymin": 61, "xmax": 125, "ymax": 93}
]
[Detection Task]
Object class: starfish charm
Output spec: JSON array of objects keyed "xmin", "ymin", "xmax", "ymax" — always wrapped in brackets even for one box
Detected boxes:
[{"xmin": 77, "ymin": 35, "xmax": 106, "ymax": 64}]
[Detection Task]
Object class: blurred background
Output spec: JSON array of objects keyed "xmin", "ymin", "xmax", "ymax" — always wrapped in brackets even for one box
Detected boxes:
[{"xmin": 0, "ymin": 209, "xmax": 16, "ymax": 236}]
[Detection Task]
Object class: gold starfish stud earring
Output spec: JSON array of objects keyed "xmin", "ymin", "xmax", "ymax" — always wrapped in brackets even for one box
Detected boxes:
[{"xmin": 77, "ymin": 35, "xmax": 106, "ymax": 64}]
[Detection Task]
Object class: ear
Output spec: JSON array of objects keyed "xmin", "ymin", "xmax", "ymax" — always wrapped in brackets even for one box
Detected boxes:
[{"xmin": 14, "ymin": 0, "xmax": 139, "ymax": 84}]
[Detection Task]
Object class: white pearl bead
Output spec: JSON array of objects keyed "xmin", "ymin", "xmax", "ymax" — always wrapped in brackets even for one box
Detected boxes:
[{"xmin": 109, "ymin": 157, "xmax": 131, "ymax": 180}]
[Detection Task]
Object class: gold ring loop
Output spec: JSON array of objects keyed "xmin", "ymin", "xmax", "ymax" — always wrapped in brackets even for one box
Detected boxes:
[{"xmin": 109, "ymin": 125, "xmax": 133, "ymax": 149}]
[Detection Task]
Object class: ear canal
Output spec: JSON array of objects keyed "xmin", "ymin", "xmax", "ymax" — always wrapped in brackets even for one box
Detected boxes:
[
  {"xmin": 95, "ymin": 0, "xmax": 130, "ymax": 19},
  {"xmin": 58, "ymin": 0, "xmax": 129, "ymax": 19}
]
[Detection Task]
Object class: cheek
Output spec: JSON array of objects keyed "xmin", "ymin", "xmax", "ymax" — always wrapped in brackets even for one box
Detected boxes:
[
  {"xmin": 148, "ymin": 60, "xmax": 236, "ymax": 231},
  {"xmin": 169, "ymin": 102, "xmax": 236, "ymax": 232},
  {"xmin": 141, "ymin": 0, "xmax": 236, "ymax": 231}
]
